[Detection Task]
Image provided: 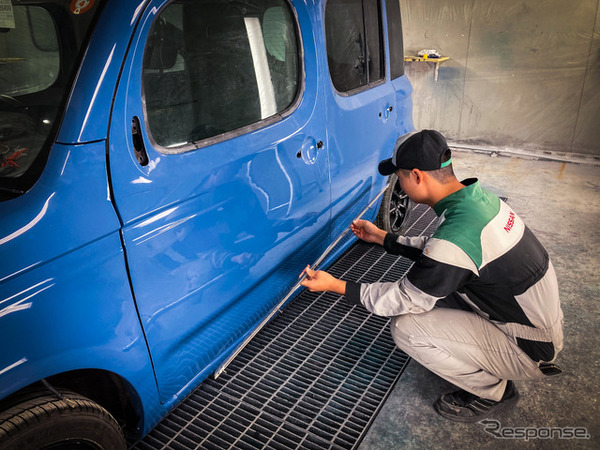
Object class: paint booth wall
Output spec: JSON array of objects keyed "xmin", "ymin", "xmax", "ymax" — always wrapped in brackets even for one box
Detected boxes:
[{"xmin": 400, "ymin": 0, "xmax": 600, "ymax": 156}]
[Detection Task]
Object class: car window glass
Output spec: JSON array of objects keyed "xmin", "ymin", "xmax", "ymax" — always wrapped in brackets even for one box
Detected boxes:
[
  {"xmin": 1, "ymin": 6, "xmax": 59, "ymax": 98},
  {"xmin": 143, "ymin": 0, "xmax": 300, "ymax": 151},
  {"xmin": 325, "ymin": 0, "xmax": 384, "ymax": 93},
  {"xmin": 0, "ymin": 1, "xmax": 104, "ymax": 198},
  {"xmin": 364, "ymin": 0, "xmax": 383, "ymax": 84},
  {"xmin": 0, "ymin": 6, "xmax": 58, "ymax": 182},
  {"xmin": 385, "ymin": 0, "xmax": 405, "ymax": 79}
]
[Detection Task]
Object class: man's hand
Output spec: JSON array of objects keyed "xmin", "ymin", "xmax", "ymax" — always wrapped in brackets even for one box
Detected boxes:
[
  {"xmin": 300, "ymin": 266, "xmax": 346, "ymax": 295},
  {"xmin": 350, "ymin": 219, "xmax": 387, "ymax": 245}
]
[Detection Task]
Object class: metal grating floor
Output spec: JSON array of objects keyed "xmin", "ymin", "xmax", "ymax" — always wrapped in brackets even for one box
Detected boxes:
[{"xmin": 129, "ymin": 204, "xmax": 438, "ymax": 450}]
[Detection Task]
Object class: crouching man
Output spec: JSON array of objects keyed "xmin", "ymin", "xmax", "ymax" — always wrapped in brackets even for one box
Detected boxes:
[{"xmin": 300, "ymin": 130, "xmax": 564, "ymax": 422}]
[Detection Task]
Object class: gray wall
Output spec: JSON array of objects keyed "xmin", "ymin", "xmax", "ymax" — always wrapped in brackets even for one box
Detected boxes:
[{"xmin": 400, "ymin": 0, "xmax": 600, "ymax": 156}]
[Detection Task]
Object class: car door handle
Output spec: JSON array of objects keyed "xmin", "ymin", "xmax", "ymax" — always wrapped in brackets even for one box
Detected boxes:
[
  {"xmin": 131, "ymin": 116, "xmax": 149, "ymax": 167},
  {"xmin": 380, "ymin": 105, "xmax": 394, "ymax": 119},
  {"xmin": 297, "ymin": 140, "xmax": 324, "ymax": 159},
  {"xmin": 296, "ymin": 138, "xmax": 323, "ymax": 164}
]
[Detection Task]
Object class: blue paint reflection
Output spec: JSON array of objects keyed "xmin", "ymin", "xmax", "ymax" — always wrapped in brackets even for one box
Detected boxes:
[
  {"xmin": 0, "ymin": 357, "xmax": 27, "ymax": 377},
  {"xmin": 0, "ymin": 279, "xmax": 54, "ymax": 319}
]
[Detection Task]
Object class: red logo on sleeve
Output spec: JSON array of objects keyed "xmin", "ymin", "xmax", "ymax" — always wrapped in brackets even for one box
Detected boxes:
[{"xmin": 504, "ymin": 211, "xmax": 515, "ymax": 232}]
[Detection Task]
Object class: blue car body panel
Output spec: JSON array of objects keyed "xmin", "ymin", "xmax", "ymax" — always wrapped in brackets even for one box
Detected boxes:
[
  {"xmin": 0, "ymin": 0, "xmax": 413, "ymax": 438},
  {"xmin": 0, "ymin": 141, "xmax": 159, "ymax": 429},
  {"xmin": 108, "ymin": 0, "xmax": 331, "ymax": 404},
  {"xmin": 57, "ymin": 0, "xmax": 150, "ymax": 145},
  {"xmin": 318, "ymin": 0, "xmax": 413, "ymax": 239}
]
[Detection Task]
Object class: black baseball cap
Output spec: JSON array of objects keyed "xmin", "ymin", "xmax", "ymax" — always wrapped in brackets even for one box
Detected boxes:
[{"xmin": 378, "ymin": 130, "xmax": 452, "ymax": 175}]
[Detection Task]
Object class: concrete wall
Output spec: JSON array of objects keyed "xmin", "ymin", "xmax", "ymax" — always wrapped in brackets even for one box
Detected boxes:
[{"xmin": 400, "ymin": 0, "xmax": 600, "ymax": 157}]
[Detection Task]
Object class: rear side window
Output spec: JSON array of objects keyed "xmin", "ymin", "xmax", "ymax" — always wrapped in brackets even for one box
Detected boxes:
[
  {"xmin": 385, "ymin": 0, "xmax": 405, "ymax": 79},
  {"xmin": 325, "ymin": 0, "xmax": 384, "ymax": 93},
  {"xmin": 143, "ymin": 0, "xmax": 301, "ymax": 150}
]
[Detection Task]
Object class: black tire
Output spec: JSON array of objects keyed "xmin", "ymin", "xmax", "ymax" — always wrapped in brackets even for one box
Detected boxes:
[
  {"xmin": 0, "ymin": 388, "xmax": 126, "ymax": 450},
  {"xmin": 375, "ymin": 173, "xmax": 415, "ymax": 234}
]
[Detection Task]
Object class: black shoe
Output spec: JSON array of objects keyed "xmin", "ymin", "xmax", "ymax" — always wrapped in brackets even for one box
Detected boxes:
[{"xmin": 433, "ymin": 381, "xmax": 519, "ymax": 423}]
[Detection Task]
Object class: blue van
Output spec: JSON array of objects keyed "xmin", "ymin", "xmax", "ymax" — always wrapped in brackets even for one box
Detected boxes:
[{"xmin": 0, "ymin": 0, "xmax": 413, "ymax": 447}]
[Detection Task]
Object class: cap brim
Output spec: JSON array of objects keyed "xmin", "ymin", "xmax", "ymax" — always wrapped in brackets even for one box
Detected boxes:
[{"xmin": 378, "ymin": 158, "xmax": 397, "ymax": 176}]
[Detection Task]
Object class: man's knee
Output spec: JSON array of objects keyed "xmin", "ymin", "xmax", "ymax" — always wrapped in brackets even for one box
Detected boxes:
[
  {"xmin": 389, "ymin": 309, "xmax": 458, "ymax": 351},
  {"xmin": 391, "ymin": 314, "xmax": 413, "ymax": 332},
  {"xmin": 389, "ymin": 314, "xmax": 421, "ymax": 349}
]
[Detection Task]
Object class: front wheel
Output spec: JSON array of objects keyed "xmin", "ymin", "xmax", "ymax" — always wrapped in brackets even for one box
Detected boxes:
[
  {"xmin": 375, "ymin": 173, "xmax": 415, "ymax": 234},
  {"xmin": 0, "ymin": 388, "xmax": 126, "ymax": 450}
]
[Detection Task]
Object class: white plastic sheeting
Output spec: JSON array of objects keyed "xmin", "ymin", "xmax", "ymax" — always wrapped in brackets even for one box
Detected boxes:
[{"xmin": 400, "ymin": 0, "xmax": 600, "ymax": 156}]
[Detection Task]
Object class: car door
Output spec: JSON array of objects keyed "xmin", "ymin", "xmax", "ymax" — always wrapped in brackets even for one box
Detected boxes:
[
  {"xmin": 321, "ymin": 0, "xmax": 413, "ymax": 237},
  {"xmin": 108, "ymin": 0, "xmax": 330, "ymax": 403}
]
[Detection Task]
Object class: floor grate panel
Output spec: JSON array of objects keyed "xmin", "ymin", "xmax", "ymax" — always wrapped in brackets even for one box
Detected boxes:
[{"xmin": 129, "ymin": 204, "xmax": 438, "ymax": 450}]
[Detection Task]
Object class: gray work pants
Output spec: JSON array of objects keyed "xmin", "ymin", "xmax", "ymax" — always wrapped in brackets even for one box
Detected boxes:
[{"xmin": 390, "ymin": 307, "xmax": 547, "ymax": 402}]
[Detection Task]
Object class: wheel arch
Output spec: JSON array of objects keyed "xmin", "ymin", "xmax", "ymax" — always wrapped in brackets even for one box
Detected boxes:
[
  {"xmin": 375, "ymin": 172, "xmax": 415, "ymax": 234},
  {"xmin": 0, "ymin": 369, "xmax": 144, "ymax": 441}
]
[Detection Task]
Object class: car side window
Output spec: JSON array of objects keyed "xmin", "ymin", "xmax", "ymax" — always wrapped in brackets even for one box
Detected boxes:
[
  {"xmin": 325, "ymin": 0, "xmax": 384, "ymax": 93},
  {"xmin": 385, "ymin": 0, "xmax": 405, "ymax": 79},
  {"xmin": 143, "ymin": 0, "xmax": 300, "ymax": 151}
]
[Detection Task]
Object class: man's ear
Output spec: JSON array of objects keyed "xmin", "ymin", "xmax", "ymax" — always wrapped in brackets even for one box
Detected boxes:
[{"xmin": 412, "ymin": 169, "xmax": 422, "ymax": 184}]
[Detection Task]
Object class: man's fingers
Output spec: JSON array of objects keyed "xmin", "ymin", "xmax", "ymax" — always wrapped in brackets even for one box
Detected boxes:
[
  {"xmin": 300, "ymin": 265, "xmax": 315, "ymax": 280},
  {"xmin": 300, "ymin": 266, "xmax": 319, "ymax": 292}
]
